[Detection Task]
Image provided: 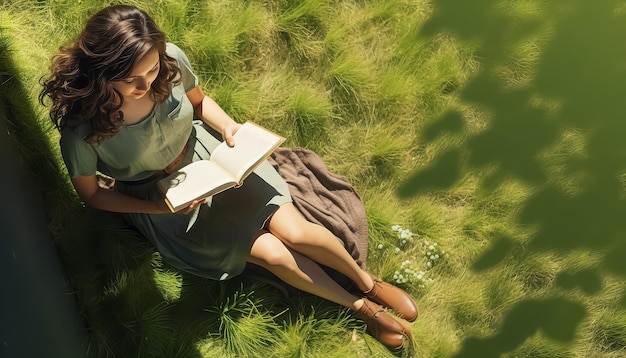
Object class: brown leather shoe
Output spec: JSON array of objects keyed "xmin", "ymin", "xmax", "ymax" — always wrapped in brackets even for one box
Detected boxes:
[
  {"xmin": 365, "ymin": 274, "xmax": 419, "ymax": 322},
  {"xmin": 354, "ymin": 298, "xmax": 412, "ymax": 350}
]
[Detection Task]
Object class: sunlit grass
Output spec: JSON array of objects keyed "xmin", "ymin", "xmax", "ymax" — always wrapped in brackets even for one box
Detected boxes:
[
  {"xmin": 272, "ymin": 310, "xmax": 359, "ymax": 357},
  {"xmin": 285, "ymin": 85, "xmax": 333, "ymax": 150},
  {"xmin": 2, "ymin": 0, "xmax": 624, "ymax": 357},
  {"xmin": 273, "ymin": 0, "xmax": 328, "ymax": 63}
]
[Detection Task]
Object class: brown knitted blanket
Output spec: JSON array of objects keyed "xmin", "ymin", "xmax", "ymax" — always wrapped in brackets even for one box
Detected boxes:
[
  {"xmin": 268, "ymin": 147, "xmax": 369, "ymax": 268},
  {"xmin": 243, "ymin": 147, "xmax": 369, "ymax": 295}
]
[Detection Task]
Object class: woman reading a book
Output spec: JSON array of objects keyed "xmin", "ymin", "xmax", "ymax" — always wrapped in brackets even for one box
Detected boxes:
[{"xmin": 40, "ymin": 4, "xmax": 417, "ymax": 350}]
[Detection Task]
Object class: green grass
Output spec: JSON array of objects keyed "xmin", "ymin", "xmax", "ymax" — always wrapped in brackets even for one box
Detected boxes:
[{"xmin": 2, "ymin": 0, "xmax": 626, "ymax": 357}]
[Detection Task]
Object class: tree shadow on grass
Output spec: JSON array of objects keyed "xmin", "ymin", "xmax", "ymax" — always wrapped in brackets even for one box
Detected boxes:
[{"xmin": 399, "ymin": 1, "xmax": 626, "ymax": 356}]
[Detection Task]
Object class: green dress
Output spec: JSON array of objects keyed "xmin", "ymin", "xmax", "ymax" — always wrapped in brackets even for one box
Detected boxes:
[{"xmin": 60, "ymin": 43, "xmax": 292, "ymax": 280}]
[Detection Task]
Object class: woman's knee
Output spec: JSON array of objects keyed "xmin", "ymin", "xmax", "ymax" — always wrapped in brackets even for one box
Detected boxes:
[
  {"xmin": 280, "ymin": 224, "xmax": 312, "ymax": 246},
  {"xmin": 269, "ymin": 207, "xmax": 318, "ymax": 245},
  {"xmin": 249, "ymin": 233, "xmax": 296, "ymax": 269}
]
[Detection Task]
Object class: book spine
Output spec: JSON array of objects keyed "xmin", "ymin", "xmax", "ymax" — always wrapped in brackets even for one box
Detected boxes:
[{"xmin": 163, "ymin": 198, "xmax": 175, "ymax": 213}]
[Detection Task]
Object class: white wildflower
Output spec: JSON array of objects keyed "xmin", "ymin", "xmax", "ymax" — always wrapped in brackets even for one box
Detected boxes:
[{"xmin": 399, "ymin": 229, "xmax": 412, "ymax": 239}]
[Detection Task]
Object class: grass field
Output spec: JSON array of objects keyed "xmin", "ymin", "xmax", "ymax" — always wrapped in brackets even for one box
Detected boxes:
[{"xmin": 2, "ymin": 0, "xmax": 626, "ymax": 357}]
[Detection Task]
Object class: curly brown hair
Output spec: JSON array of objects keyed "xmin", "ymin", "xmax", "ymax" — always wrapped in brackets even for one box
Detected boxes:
[{"xmin": 40, "ymin": 5, "xmax": 182, "ymax": 143}]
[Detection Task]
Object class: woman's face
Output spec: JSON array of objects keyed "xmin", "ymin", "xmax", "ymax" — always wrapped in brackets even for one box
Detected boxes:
[{"xmin": 112, "ymin": 47, "xmax": 160, "ymax": 100}]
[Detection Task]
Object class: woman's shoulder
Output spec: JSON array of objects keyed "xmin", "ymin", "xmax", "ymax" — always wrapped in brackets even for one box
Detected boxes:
[
  {"xmin": 165, "ymin": 42, "xmax": 198, "ymax": 92},
  {"xmin": 166, "ymin": 42, "xmax": 187, "ymax": 60},
  {"xmin": 60, "ymin": 122, "xmax": 92, "ymax": 143}
]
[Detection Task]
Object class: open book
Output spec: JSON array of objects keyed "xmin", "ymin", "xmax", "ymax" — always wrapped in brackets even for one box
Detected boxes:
[{"xmin": 156, "ymin": 122, "xmax": 285, "ymax": 212}]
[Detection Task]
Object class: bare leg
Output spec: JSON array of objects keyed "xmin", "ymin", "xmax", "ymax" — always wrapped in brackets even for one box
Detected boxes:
[
  {"xmin": 248, "ymin": 231, "xmax": 412, "ymax": 350},
  {"xmin": 248, "ymin": 231, "xmax": 363, "ymax": 310},
  {"xmin": 266, "ymin": 203, "xmax": 374, "ymax": 292}
]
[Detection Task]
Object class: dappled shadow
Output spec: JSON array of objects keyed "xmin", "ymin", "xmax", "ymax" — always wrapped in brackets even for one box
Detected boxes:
[
  {"xmin": 400, "ymin": 0, "xmax": 626, "ymax": 356},
  {"xmin": 455, "ymin": 297, "xmax": 587, "ymax": 358}
]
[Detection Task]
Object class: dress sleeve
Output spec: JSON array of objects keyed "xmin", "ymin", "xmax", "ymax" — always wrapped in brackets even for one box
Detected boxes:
[
  {"xmin": 59, "ymin": 128, "xmax": 98, "ymax": 178},
  {"xmin": 166, "ymin": 43, "xmax": 199, "ymax": 92}
]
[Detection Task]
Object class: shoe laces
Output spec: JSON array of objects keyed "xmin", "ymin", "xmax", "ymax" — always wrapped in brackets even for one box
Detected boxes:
[
  {"xmin": 360, "ymin": 299, "xmax": 385, "ymax": 318},
  {"xmin": 364, "ymin": 278, "xmax": 384, "ymax": 299}
]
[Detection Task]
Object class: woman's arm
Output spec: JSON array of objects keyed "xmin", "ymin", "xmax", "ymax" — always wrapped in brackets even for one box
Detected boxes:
[
  {"xmin": 71, "ymin": 175, "xmax": 202, "ymax": 214},
  {"xmin": 186, "ymin": 85, "xmax": 241, "ymax": 146},
  {"xmin": 66, "ymin": 87, "xmax": 224, "ymax": 215}
]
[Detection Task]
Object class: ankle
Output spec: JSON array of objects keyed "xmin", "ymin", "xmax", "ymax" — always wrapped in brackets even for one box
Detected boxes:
[
  {"xmin": 359, "ymin": 272, "xmax": 375, "ymax": 293},
  {"xmin": 353, "ymin": 298, "xmax": 365, "ymax": 311}
]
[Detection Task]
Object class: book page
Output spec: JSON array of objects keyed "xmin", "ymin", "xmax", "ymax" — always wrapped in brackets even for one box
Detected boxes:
[
  {"xmin": 211, "ymin": 122, "xmax": 284, "ymax": 182},
  {"xmin": 157, "ymin": 160, "xmax": 235, "ymax": 210}
]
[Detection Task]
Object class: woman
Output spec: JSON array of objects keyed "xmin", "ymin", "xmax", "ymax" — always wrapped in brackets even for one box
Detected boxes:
[{"xmin": 40, "ymin": 4, "xmax": 417, "ymax": 350}]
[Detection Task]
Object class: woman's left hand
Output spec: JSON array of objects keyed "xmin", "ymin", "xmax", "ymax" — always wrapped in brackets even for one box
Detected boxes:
[
  {"xmin": 223, "ymin": 122, "xmax": 242, "ymax": 147},
  {"xmin": 176, "ymin": 198, "xmax": 207, "ymax": 214}
]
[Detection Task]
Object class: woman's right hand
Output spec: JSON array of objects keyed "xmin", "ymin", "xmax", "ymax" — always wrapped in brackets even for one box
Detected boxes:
[
  {"xmin": 72, "ymin": 174, "xmax": 181, "ymax": 214},
  {"xmin": 222, "ymin": 122, "xmax": 242, "ymax": 147}
]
